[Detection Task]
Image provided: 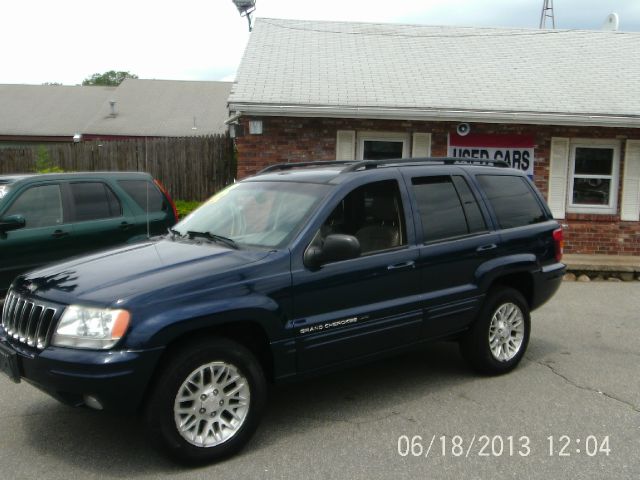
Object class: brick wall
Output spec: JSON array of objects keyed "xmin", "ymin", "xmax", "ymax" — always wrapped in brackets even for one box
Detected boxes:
[{"xmin": 235, "ymin": 116, "xmax": 640, "ymax": 255}]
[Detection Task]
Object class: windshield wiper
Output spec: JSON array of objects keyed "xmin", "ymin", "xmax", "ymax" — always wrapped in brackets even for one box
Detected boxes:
[
  {"xmin": 186, "ymin": 230, "xmax": 239, "ymax": 250},
  {"xmin": 167, "ymin": 227, "xmax": 184, "ymax": 239}
]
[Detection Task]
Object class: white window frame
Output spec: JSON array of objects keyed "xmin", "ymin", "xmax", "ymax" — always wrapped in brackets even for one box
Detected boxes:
[
  {"xmin": 356, "ymin": 132, "xmax": 410, "ymax": 160},
  {"xmin": 567, "ymin": 139, "xmax": 620, "ymax": 215}
]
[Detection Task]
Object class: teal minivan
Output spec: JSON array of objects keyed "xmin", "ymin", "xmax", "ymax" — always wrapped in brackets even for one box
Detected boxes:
[{"xmin": 0, "ymin": 172, "xmax": 178, "ymax": 297}]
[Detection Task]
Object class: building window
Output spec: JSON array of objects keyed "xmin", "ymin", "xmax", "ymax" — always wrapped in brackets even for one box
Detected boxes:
[
  {"xmin": 357, "ymin": 132, "xmax": 409, "ymax": 160},
  {"xmin": 567, "ymin": 141, "xmax": 620, "ymax": 215}
]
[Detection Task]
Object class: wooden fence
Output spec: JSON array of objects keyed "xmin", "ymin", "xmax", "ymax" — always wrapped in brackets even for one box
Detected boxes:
[{"xmin": 0, "ymin": 135, "xmax": 235, "ymax": 201}]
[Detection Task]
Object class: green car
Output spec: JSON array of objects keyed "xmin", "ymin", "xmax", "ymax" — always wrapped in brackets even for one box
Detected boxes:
[{"xmin": 0, "ymin": 172, "xmax": 178, "ymax": 298}]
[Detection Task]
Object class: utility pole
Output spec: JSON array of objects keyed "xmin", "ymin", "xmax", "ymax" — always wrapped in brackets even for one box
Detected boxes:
[{"xmin": 539, "ymin": 0, "xmax": 556, "ymax": 29}]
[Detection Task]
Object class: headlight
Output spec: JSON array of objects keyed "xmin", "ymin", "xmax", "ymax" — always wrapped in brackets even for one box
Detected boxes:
[{"xmin": 51, "ymin": 306, "xmax": 130, "ymax": 349}]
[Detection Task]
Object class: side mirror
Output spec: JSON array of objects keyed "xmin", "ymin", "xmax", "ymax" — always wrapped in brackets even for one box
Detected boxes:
[
  {"xmin": 304, "ymin": 234, "xmax": 361, "ymax": 268},
  {"xmin": 0, "ymin": 215, "xmax": 25, "ymax": 233}
]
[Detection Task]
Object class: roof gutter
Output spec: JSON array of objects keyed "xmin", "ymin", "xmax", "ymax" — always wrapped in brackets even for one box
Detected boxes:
[
  {"xmin": 224, "ymin": 112, "xmax": 243, "ymax": 125},
  {"xmin": 227, "ymin": 103, "xmax": 640, "ymax": 128}
]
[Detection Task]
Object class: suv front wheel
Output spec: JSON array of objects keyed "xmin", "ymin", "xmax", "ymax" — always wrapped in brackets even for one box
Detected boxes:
[
  {"xmin": 460, "ymin": 287, "xmax": 531, "ymax": 375},
  {"xmin": 145, "ymin": 337, "xmax": 267, "ymax": 464}
]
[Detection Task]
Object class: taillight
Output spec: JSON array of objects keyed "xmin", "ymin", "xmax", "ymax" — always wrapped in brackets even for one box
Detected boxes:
[
  {"xmin": 552, "ymin": 227, "xmax": 564, "ymax": 262},
  {"xmin": 154, "ymin": 179, "xmax": 179, "ymax": 220}
]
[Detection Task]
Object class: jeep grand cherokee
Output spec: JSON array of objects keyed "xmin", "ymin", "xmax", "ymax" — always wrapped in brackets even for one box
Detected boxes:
[{"xmin": 0, "ymin": 159, "xmax": 565, "ymax": 464}]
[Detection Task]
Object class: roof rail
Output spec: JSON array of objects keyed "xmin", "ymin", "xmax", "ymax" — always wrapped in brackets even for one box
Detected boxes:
[
  {"xmin": 257, "ymin": 157, "xmax": 511, "ymax": 176},
  {"xmin": 257, "ymin": 161, "xmax": 355, "ymax": 175},
  {"xmin": 341, "ymin": 157, "xmax": 510, "ymax": 172}
]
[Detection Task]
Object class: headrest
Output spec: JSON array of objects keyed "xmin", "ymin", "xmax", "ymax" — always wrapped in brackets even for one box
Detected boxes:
[{"xmin": 368, "ymin": 196, "xmax": 398, "ymax": 222}]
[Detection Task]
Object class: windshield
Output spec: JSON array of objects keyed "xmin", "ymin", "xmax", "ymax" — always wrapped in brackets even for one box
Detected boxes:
[{"xmin": 174, "ymin": 181, "xmax": 329, "ymax": 248}]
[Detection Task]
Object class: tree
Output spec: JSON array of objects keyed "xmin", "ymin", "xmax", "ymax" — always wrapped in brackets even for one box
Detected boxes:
[
  {"xmin": 82, "ymin": 70, "xmax": 138, "ymax": 86},
  {"xmin": 35, "ymin": 146, "xmax": 63, "ymax": 173}
]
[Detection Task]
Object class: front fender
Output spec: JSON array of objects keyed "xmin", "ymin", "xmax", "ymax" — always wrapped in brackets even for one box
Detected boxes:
[{"xmin": 123, "ymin": 294, "xmax": 285, "ymax": 349}]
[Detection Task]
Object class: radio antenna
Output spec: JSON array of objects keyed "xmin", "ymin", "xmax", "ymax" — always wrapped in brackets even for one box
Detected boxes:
[{"xmin": 145, "ymin": 136, "xmax": 150, "ymax": 239}]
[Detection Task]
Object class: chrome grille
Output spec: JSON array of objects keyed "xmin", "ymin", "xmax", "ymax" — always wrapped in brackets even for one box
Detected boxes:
[{"xmin": 1, "ymin": 291, "xmax": 59, "ymax": 349}]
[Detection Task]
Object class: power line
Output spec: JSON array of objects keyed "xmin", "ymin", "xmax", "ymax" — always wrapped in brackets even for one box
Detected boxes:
[{"xmin": 259, "ymin": 18, "xmax": 577, "ymax": 40}]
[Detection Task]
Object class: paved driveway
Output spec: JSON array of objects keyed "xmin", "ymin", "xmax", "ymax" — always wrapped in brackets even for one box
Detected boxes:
[{"xmin": 0, "ymin": 283, "xmax": 638, "ymax": 479}]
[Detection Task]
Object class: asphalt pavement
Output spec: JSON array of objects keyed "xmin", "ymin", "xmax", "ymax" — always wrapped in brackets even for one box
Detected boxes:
[{"xmin": 0, "ymin": 282, "xmax": 638, "ymax": 480}]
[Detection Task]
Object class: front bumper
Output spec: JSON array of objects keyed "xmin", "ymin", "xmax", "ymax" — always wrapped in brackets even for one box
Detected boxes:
[{"xmin": 0, "ymin": 334, "xmax": 164, "ymax": 412}]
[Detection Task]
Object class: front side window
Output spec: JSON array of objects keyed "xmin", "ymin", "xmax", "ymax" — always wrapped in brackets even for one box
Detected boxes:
[
  {"xmin": 5, "ymin": 184, "xmax": 63, "ymax": 228},
  {"xmin": 412, "ymin": 176, "xmax": 486, "ymax": 243},
  {"xmin": 477, "ymin": 175, "xmax": 547, "ymax": 229},
  {"xmin": 69, "ymin": 182, "xmax": 121, "ymax": 222},
  {"xmin": 313, "ymin": 180, "xmax": 407, "ymax": 257},
  {"xmin": 175, "ymin": 181, "xmax": 329, "ymax": 248},
  {"xmin": 568, "ymin": 144, "xmax": 619, "ymax": 214}
]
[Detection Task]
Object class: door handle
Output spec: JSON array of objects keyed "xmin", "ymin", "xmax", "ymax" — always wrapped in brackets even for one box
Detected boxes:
[
  {"xmin": 51, "ymin": 230, "xmax": 69, "ymax": 239},
  {"xmin": 476, "ymin": 243, "xmax": 497, "ymax": 252},
  {"xmin": 387, "ymin": 260, "xmax": 416, "ymax": 271},
  {"xmin": 119, "ymin": 222, "xmax": 133, "ymax": 231}
]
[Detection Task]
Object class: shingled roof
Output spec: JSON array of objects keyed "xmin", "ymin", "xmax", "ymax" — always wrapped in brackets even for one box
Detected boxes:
[
  {"xmin": 229, "ymin": 18, "xmax": 640, "ymax": 127},
  {"xmin": 0, "ymin": 84, "xmax": 115, "ymax": 137},
  {"xmin": 85, "ymin": 79, "xmax": 232, "ymax": 137},
  {"xmin": 0, "ymin": 79, "xmax": 232, "ymax": 139}
]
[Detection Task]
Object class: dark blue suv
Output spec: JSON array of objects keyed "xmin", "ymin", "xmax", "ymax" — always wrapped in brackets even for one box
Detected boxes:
[{"xmin": 0, "ymin": 159, "xmax": 565, "ymax": 464}]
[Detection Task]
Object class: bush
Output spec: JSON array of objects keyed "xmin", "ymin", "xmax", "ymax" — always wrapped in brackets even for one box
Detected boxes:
[
  {"xmin": 35, "ymin": 146, "xmax": 64, "ymax": 173},
  {"xmin": 174, "ymin": 200, "xmax": 201, "ymax": 218}
]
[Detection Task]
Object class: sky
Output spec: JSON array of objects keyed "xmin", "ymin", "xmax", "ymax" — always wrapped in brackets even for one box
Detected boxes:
[{"xmin": 1, "ymin": 0, "xmax": 638, "ymax": 85}]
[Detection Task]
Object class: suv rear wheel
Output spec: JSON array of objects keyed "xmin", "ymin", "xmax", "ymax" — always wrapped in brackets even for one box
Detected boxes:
[
  {"xmin": 145, "ymin": 338, "xmax": 267, "ymax": 464},
  {"xmin": 460, "ymin": 287, "xmax": 531, "ymax": 374}
]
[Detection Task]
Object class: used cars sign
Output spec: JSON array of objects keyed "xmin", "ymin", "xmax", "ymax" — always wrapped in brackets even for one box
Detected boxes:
[{"xmin": 448, "ymin": 133, "xmax": 535, "ymax": 177}]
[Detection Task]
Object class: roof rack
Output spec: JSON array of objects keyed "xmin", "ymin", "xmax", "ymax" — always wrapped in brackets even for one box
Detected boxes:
[
  {"xmin": 258, "ymin": 161, "xmax": 355, "ymax": 175},
  {"xmin": 257, "ymin": 157, "xmax": 510, "ymax": 176},
  {"xmin": 341, "ymin": 157, "xmax": 510, "ymax": 172}
]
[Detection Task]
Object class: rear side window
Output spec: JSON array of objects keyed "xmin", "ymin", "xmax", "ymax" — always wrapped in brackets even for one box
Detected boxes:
[
  {"xmin": 118, "ymin": 180, "xmax": 166, "ymax": 213},
  {"xmin": 477, "ymin": 175, "xmax": 547, "ymax": 229},
  {"xmin": 5, "ymin": 184, "xmax": 63, "ymax": 228},
  {"xmin": 411, "ymin": 176, "xmax": 486, "ymax": 243},
  {"xmin": 69, "ymin": 182, "xmax": 121, "ymax": 222}
]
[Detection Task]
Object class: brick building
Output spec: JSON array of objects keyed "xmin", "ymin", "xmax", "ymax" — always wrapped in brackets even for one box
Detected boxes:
[{"xmin": 228, "ymin": 18, "xmax": 640, "ymax": 255}]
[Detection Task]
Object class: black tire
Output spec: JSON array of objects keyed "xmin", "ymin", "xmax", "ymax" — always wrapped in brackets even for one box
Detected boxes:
[
  {"xmin": 144, "ymin": 337, "xmax": 267, "ymax": 465},
  {"xmin": 460, "ymin": 287, "xmax": 531, "ymax": 375}
]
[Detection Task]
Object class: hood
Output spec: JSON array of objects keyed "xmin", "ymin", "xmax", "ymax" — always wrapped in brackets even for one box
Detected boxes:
[{"xmin": 15, "ymin": 238, "xmax": 272, "ymax": 306}]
